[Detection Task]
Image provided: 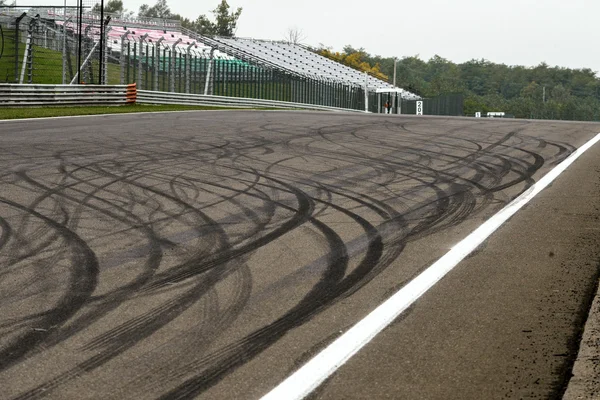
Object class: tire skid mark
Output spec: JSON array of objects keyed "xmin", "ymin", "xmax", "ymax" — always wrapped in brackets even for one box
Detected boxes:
[
  {"xmin": 0, "ymin": 116, "xmax": 583, "ymax": 399},
  {"xmin": 0, "ymin": 198, "xmax": 99, "ymax": 372},
  {"xmin": 154, "ymin": 193, "xmax": 396, "ymax": 399}
]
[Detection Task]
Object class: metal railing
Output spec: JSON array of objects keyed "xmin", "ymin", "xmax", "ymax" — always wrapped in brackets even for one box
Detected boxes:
[
  {"xmin": 0, "ymin": 12, "xmax": 110, "ymax": 85},
  {"xmin": 136, "ymin": 90, "xmax": 362, "ymax": 112},
  {"xmin": 0, "ymin": 83, "xmax": 136, "ymax": 106},
  {"xmin": 0, "ymin": 84, "xmax": 359, "ymax": 112}
]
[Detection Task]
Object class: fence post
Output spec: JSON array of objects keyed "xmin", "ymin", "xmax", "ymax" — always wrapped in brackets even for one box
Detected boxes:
[
  {"xmin": 83, "ymin": 25, "xmax": 93, "ymax": 84},
  {"xmin": 154, "ymin": 37, "xmax": 164, "ymax": 91},
  {"xmin": 20, "ymin": 16, "xmax": 38, "ymax": 84},
  {"xmin": 98, "ymin": 17, "xmax": 111, "ymax": 85},
  {"xmin": 62, "ymin": 16, "xmax": 72, "ymax": 84},
  {"xmin": 103, "ymin": 27, "xmax": 111, "ymax": 85},
  {"xmin": 137, "ymin": 33, "xmax": 148, "ymax": 89},
  {"xmin": 364, "ymin": 72, "xmax": 369, "ymax": 112},
  {"xmin": 186, "ymin": 42, "xmax": 195, "ymax": 94},
  {"xmin": 120, "ymin": 31, "xmax": 130, "ymax": 84},
  {"xmin": 204, "ymin": 48, "xmax": 215, "ymax": 96},
  {"xmin": 14, "ymin": 12, "xmax": 27, "ymax": 83},
  {"xmin": 170, "ymin": 38, "xmax": 182, "ymax": 92},
  {"xmin": 70, "ymin": 37, "xmax": 105, "ymax": 84}
]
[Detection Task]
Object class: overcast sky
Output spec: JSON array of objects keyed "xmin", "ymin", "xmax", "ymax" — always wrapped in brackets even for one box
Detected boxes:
[{"xmin": 27, "ymin": 0, "xmax": 600, "ymax": 72}]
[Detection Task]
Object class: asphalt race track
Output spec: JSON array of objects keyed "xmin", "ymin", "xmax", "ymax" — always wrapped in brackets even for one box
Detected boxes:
[{"xmin": 0, "ymin": 111, "xmax": 599, "ymax": 399}]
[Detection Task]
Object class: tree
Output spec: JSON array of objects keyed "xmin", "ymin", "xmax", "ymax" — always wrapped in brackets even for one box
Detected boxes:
[
  {"xmin": 138, "ymin": 0, "xmax": 172, "ymax": 19},
  {"xmin": 179, "ymin": 1, "xmax": 242, "ymax": 37},
  {"xmin": 551, "ymin": 84, "xmax": 571, "ymax": 103},
  {"xmin": 318, "ymin": 47, "xmax": 389, "ymax": 81},
  {"xmin": 92, "ymin": 0, "xmax": 125, "ymax": 14},
  {"xmin": 211, "ymin": 0, "xmax": 242, "ymax": 36},
  {"xmin": 182, "ymin": 14, "xmax": 218, "ymax": 35},
  {"xmin": 520, "ymin": 81, "xmax": 541, "ymax": 100},
  {"xmin": 138, "ymin": 4, "xmax": 150, "ymax": 16},
  {"xmin": 284, "ymin": 27, "xmax": 306, "ymax": 45}
]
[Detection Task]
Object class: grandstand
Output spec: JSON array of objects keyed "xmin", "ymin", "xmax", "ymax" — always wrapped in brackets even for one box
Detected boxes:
[
  {"xmin": 102, "ymin": 19, "xmax": 418, "ymax": 98},
  {"xmin": 192, "ymin": 34, "xmax": 418, "ymax": 98},
  {"xmin": 1, "ymin": 6, "xmax": 420, "ymax": 110}
]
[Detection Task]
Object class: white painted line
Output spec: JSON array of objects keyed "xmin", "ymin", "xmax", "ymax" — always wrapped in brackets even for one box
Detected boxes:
[{"xmin": 261, "ymin": 132, "xmax": 600, "ymax": 400}]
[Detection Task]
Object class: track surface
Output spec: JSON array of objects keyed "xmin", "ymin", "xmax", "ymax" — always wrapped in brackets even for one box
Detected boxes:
[{"xmin": 0, "ymin": 112, "xmax": 599, "ymax": 399}]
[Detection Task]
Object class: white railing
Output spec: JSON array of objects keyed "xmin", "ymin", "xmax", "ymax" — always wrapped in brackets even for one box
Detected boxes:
[
  {"xmin": 0, "ymin": 84, "xmax": 361, "ymax": 112},
  {"xmin": 0, "ymin": 84, "xmax": 137, "ymax": 107},
  {"xmin": 136, "ymin": 90, "xmax": 362, "ymax": 113}
]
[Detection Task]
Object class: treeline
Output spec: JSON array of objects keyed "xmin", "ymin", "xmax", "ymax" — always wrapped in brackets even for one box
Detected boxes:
[
  {"xmin": 93, "ymin": 0, "xmax": 242, "ymax": 36},
  {"xmin": 324, "ymin": 46, "xmax": 600, "ymax": 121},
  {"xmin": 89, "ymin": 1, "xmax": 600, "ymax": 121},
  {"xmin": 319, "ymin": 47, "xmax": 389, "ymax": 82}
]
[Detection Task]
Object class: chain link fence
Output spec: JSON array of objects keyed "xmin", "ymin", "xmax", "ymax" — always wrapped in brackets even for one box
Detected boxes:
[
  {"xmin": 366, "ymin": 92, "xmax": 464, "ymax": 116},
  {"xmin": 0, "ymin": 6, "xmax": 110, "ymax": 85},
  {"xmin": 400, "ymin": 94, "xmax": 464, "ymax": 116},
  {"xmin": 0, "ymin": 7, "xmax": 463, "ymax": 114},
  {"xmin": 114, "ymin": 34, "xmax": 366, "ymax": 109}
]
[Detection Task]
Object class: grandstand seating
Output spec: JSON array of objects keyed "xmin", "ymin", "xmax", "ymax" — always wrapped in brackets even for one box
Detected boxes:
[
  {"xmin": 108, "ymin": 27, "xmax": 203, "ymax": 49},
  {"xmin": 200, "ymin": 37, "xmax": 418, "ymax": 97},
  {"xmin": 43, "ymin": 9, "xmax": 418, "ymax": 98}
]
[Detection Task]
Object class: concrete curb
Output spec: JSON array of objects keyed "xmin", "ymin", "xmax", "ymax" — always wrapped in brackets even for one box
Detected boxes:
[{"xmin": 563, "ymin": 277, "xmax": 600, "ymax": 399}]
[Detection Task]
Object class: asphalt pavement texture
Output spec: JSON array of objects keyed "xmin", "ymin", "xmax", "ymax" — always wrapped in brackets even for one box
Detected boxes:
[{"xmin": 0, "ymin": 111, "xmax": 599, "ymax": 400}]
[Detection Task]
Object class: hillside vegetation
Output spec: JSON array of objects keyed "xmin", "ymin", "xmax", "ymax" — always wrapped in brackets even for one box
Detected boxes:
[{"xmin": 335, "ymin": 46, "xmax": 600, "ymax": 121}]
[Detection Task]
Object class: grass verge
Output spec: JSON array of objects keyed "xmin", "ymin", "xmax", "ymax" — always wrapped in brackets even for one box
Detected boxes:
[{"xmin": 0, "ymin": 104, "xmax": 245, "ymax": 120}]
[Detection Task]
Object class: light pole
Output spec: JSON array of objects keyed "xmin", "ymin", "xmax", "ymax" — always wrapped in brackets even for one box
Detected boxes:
[
  {"xmin": 393, "ymin": 57, "xmax": 397, "ymax": 87},
  {"xmin": 99, "ymin": 0, "xmax": 104, "ymax": 84},
  {"xmin": 76, "ymin": 0, "xmax": 83, "ymax": 84}
]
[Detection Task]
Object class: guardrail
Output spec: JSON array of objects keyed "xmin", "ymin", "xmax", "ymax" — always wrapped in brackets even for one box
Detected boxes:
[
  {"xmin": 136, "ymin": 90, "xmax": 362, "ymax": 113},
  {"xmin": 0, "ymin": 84, "xmax": 137, "ymax": 107},
  {"xmin": 0, "ymin": 84, "xmax": 361, "ymax": 112}
]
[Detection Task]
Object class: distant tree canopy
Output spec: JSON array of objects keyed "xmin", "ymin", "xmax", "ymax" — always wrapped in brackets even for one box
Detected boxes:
[
  {"xmin": 392, "ymin": 56, "xmax": 600, "ymax": 120},
  {"xmin": 137, "ymin": 0, "xmax": 171, "ymax": 19},
  {"xmin": 318, "ymin": 46, "xmax": 389, "ymax": 82},
  {"xmin": 137, "ymin": 0, "xmax": 242, "ymax": 37},
  {"xmin": 180, "ymin": 0, "xmax": 242, "ymax": 36},
  {"xmin": 318, "ymin": 44, "xmax": 600, "ymax": 121},
  {"xmin": 92, "ymin": 0, "xmax": 127, "ymax": 15}
]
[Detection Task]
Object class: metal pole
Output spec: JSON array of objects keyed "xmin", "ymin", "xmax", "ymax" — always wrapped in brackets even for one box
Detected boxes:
[
  {"xmin": 170, "ymin": 38, "xmax": 182, "ymax": 93},
  {"xmin": 20, "ymin": 16, "xmax": 38, "ymax": 84},
  {"xmin": 138, "ymin": 33, "xmax": 148, "ymax": 89},
  {"xmin": 364, "ymin": 72, "xmax": 369, "ymax": 112},
  {"xmin": 204, "ymin": 48, "xmax": 215, "ymax": 95},
  {"xmin": 14, "ymin": 13, "xmax": 26, "ymax": 83},
  {"xmin": 70, "ymin": 38, "xmax": 103, "ymax": 84},
  {"xmin": 186, "ymin": 42, "xmax": 195, "ymax": 94},
  {"xmin": 62, "ymin": 16, "xmax": 71, "ymax": 84},
  {"xmin": 83, "ymin": 25, "xmax": 92, "ymax": 83},
  {"xmin": 77, "ymin": 0, "xmax": 83, "ymax": 84},
  {"xmin": 119, "ymin": 30, "xmax": 130, "ymax": 84},
  {"xmin": 103, "ymin": 26, "xmax": 110, "ymax": 84},
  {"xmin": 393, "ymin": 57, "xmax": 397, "ymax": 87},
  {"xmin": 154, "ymin": 37, "xmax": 164, "ymax": 91},
  {"xmin": 99, "ymin": 3, "xmax": 106, "ymax": 84},
  {"xmin": 543, "ymin": 86, "xmax": 546, "ymax": 103}
]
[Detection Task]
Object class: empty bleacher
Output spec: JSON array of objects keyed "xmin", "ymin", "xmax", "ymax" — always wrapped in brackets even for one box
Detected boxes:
[
  {"xmin": 7, "ymin": 7, "xmax": 418, "ymax": 99},
  {"xmin": 194, "ymin": 36, "xmax": 418, "ymax": 98}
]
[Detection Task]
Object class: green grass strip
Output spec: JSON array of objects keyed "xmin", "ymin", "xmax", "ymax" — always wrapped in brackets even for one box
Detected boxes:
[{"xmin": 0, "ymin": 104, "xmax": 246, "ymax": 120}]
